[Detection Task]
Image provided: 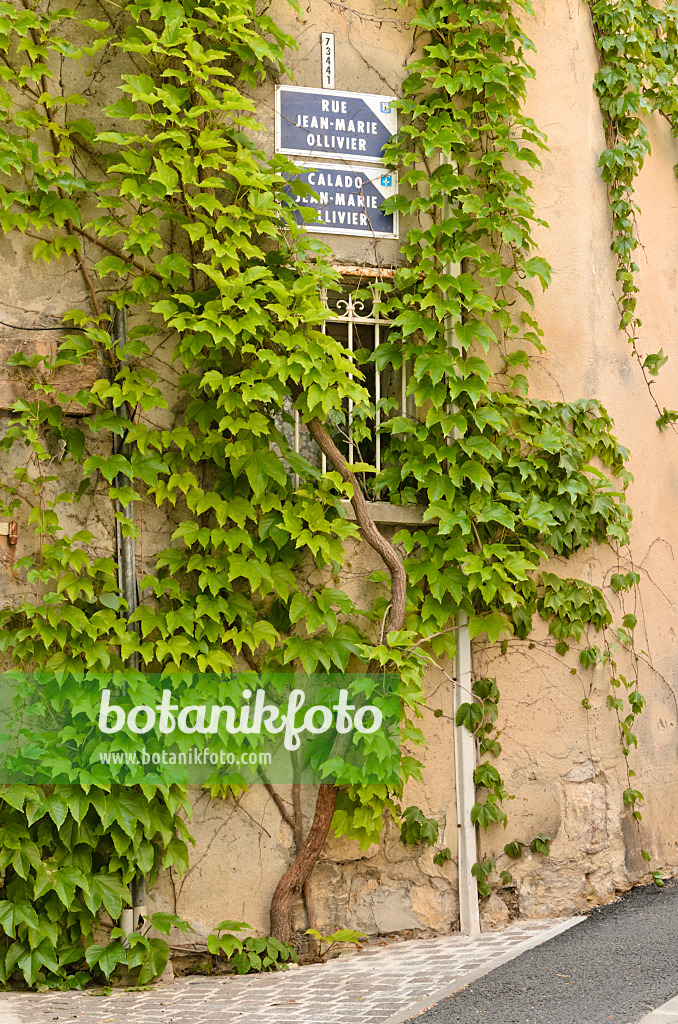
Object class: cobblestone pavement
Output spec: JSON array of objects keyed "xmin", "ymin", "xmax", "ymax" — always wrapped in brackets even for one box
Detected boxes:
[{"xmin": 0, "ymin": 918, "xmax": 579, "ymax": 1024}]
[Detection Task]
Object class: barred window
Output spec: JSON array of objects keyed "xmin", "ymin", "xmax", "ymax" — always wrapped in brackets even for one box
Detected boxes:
[{"xmin": 284, "ymin": 272, "xmax": 416, "ymax": 501}]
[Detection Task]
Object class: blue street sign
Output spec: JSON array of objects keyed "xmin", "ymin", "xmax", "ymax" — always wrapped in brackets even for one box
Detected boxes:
[
  {"xmin": 284, "ymin": 163, "xmax": 398, "ymax": 239},
  {"xmin": 275, "ymin": 86, "xmax": 397, "ymax": 164}
]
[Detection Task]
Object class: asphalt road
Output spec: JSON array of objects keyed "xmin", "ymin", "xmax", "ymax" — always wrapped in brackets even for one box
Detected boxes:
[{"xmin": 414, "ymin": 882, "xmax": 678, "ymax": 1024}]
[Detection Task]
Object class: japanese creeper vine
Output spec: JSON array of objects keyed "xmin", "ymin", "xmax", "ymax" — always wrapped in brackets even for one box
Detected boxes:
[{"xmin": 0, "ymin": 0, "xmax": 660, "ymax": 990}]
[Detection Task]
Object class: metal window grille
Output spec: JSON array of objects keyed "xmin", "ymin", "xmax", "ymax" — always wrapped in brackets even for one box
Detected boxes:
[{"xmin": 290, "ymin": 279, "xmax": 409, "ymax": 482}]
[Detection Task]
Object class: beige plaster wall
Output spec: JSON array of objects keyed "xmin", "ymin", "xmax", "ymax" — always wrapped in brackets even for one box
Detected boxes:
[{"xmin": 476, "ymin": 0, "xmax": 678, "ymax": 917}]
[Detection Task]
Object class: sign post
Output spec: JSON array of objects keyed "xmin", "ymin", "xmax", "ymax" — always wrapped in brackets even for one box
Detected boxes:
[{"xmin": 321, "ymin": 32, "xmax": 335, "ymax": 89}]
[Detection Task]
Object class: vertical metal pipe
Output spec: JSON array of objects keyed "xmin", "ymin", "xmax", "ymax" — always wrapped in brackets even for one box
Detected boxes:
[
  {"xmin": 440, "ymin": 154, "xmax": 480, "ymax": 936},
  {"xmin": 293, "ymin": 408, "xmax": 300, "ymax": 490},
  {"xmin": 131, "ymin": 876, "xmax": 148, "ymax": 933},
  {"xmin": 454, "ymin": 611, "xmax": 480, "ymax": 935},
  {"xmin": 111, "ymin": 306, "xmax": 146, "ymax": 931},
  {"xmin": 374, "ymin": 310, "xmax": 381, "ymax": 475},
  {"xmin": 320, "ymin": 292, "xmax": 327, "ymax": 475},
  {"xmin": 119, "ymin": 907, "xmax": 134, "ymax": 940},
  {"xmin": 112, "ymin": 306, "xmax": 139, "ymax": 669},
  {"xmin": 347, "ymin": 314, "xmax": 354, "ymax": 465}
]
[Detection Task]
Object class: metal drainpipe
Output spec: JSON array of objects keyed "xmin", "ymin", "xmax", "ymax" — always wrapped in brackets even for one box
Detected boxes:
[
  {"xmin": 111, "ymin": 307, "xmax": 147, "ymax": 934},
  {"xmin": 440, "ymin": 153, "xmax": 481, "ymax": 936},
  {"xmin": 453, "ymin": 612, "xmax": 480, "ymax": 935}
]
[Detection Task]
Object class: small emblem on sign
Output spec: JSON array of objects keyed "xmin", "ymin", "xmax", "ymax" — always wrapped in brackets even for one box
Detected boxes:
[
  {"xmin": 381, "ymin": 174, "xmax": 392, "ymax": 187},
  {"xmin": 380, "ymin": 101, "xmax": 392, "ymax": 113}
]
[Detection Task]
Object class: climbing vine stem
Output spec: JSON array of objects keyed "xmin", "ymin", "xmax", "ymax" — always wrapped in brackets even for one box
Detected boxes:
[{"xmin": 588, "ymin": 0, "xmax": 678, "ymax": 429}]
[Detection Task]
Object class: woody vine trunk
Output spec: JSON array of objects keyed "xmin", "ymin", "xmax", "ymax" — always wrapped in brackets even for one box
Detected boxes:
[{"xmin": 269, "ymin": 414, "xmax": 406, "ymax": 943}]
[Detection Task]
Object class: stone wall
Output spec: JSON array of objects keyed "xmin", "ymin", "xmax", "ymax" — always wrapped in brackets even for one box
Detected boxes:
[
  {"xmin": 149, "ymin": 0, "xmax": 463, "ymax": 943},
  {"xmin": 157, "ymin": 0, "xmax": 678, "ymax": 935},
  {"xmin": 1, "ymin": 0, "xmax": 678, "ymax": 942}
]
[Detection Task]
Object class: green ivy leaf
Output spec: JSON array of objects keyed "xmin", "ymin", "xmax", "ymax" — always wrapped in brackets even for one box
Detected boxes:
[{"xmin": 85, "ymin": 941, "xmax": 127, "ymax": 979}]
